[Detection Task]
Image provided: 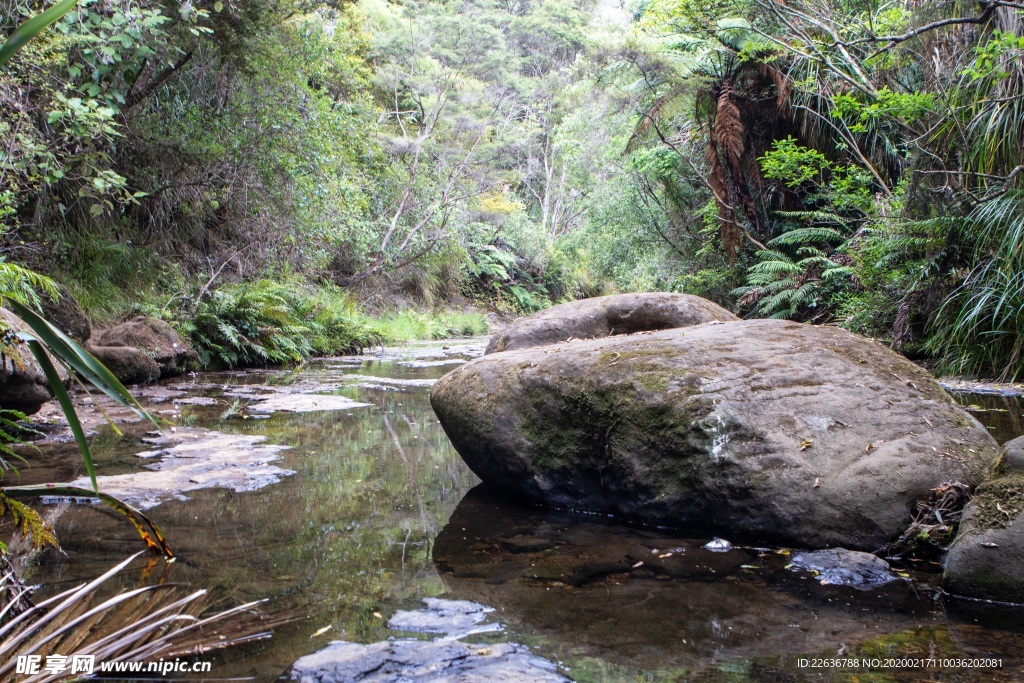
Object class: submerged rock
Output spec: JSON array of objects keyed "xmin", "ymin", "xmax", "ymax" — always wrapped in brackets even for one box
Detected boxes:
[
  {"xmin": 703, "ymin": 538, "xmax": 734, "ymax": 553},
  {"xmin": 790, "ymin": 548, "xmax": 896, "ymax": 588},
  {"xmin": 485, "ymin": 292, "xmax": 737, "ymax": 354},
  {"xmin": 432, "ymin": 486, "xmax": 949, "ymax": 677},
  {"xmin": 431, "ymin": 319, "xmax": 998, "ymax": 550},
  {"xmin": 247, "ymin": 393, "xmax": 371, "ymax": 414},
  {"xmin": 94, "ymin": 316, "xmax": 198, "ymax": 378},
  {"xmin": 387, "ymin": 598, "xmax": 499, "ymax": 637},
  {"xmin": 290, "ymin": 640, "xmax": 568, "ymax": 683}
]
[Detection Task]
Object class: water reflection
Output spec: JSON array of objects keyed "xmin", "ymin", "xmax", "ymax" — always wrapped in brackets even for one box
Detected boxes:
[
  {"xmin": 15, "ymin": 344, "xmax": 483, "ymax": 678},
  {"xmin": 950, "ymin": 393, "xmax": 1024, "ymax": 445},
  {"xmin": 434, "ymin": 486, "xmax": 1024, "ymax": 681}
]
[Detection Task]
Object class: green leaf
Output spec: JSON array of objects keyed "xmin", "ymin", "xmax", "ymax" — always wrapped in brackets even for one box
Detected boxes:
[
  {"xmin": 24, "ymin": 338, "xmax": 98, "ymax": 493},
  {"xmin": 0, "ymin": 0, "xmax": 80, "ymax": 67}
]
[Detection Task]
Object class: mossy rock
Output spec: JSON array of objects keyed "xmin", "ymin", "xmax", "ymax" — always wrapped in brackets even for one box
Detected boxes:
[
  {"xmin": 485, "ymin": 292, "xmax": 738, "ymax": 354},
  {"xmin": 94, "ymin": 316, "xmax": 198, "ymax": 378},
  {"xmin": 944, "ymin": 470, "xmax": 1024, "ymax": 602},
  {"xmin": 87, "ymin": 344, "xmax": 160, "ymax": 385},
  {"xmin": 432, "ymin": 319, "xmax": 998, "ymax": 550}
]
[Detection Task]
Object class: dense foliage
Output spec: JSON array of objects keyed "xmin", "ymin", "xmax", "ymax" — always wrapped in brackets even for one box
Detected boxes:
[{"xmin": 0, "ymin": 0, "xmax": 1021, "ymax": 378}]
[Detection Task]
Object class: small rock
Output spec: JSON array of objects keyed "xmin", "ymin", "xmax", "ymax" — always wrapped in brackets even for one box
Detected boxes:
[
  {"xmin": 1001, "ymin": 436, "xmax": 1024, "ymax": 472},
  {"xmin": 704, "ymin": 538, "xmax": 734, "ymax": 553},
  {"xmin": 790, "ymin": 548, "xmax": 896, "ymax": 589},
  {"xmin": 945, "ymin": 471, "xmax": 1024, "ymax": 602},
  {"xmin": 87, "ymin": 344, "xmax": 160, "ymax": 385},
  {"xmin": 387, "ymin": 598, "xmax": 496, "ymax": 636}
]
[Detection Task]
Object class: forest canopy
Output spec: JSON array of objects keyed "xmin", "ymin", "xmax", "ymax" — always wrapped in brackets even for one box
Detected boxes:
[{"xmin": 1, "ymin": 0, "xmax": 1022, "ymax": 378}]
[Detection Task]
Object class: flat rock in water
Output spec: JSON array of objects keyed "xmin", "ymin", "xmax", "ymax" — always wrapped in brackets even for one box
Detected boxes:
[
  {"xmin": 387, "ymin": 598, "xmax": 497, "ymax": 636},
  {"xmin": 67, "ymin": 428, "xmax": 294, "ymax": 509},
  {"xmin": 248, "ymin": 393, "xmax": 372, "ymax": 414},
  {"xmin": 432, "ymin": 319, "xmax": 998, "ymax": 550},
  {"xmin": 790, "ymin": 548, "xmax": 896, "ymax": 588},
  {"xmin": 289, "ymin": 640, "xmax": 568, "ymax": 683}
]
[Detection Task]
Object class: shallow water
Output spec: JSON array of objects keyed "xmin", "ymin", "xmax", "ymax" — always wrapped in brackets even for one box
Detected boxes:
[{"xmin": 11, "ymin": 341, "xmax": 1024, "ymax": 682}]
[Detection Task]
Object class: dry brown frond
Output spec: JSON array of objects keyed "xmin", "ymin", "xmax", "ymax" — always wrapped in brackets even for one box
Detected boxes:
[{"xmin": 0, "ymin": 554, "xmax": 295, "ymax": 682}]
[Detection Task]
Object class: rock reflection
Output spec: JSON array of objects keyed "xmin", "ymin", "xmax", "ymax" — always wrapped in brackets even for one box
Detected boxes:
[{"xmin": 434, "ymin": 486, "xmax": 1024, "ymax": 679}]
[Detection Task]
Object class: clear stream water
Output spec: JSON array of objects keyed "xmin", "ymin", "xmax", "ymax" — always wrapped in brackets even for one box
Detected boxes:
[{"xmin": 12, "ymin": 339, "xmax": 1024, "ymax": 682}]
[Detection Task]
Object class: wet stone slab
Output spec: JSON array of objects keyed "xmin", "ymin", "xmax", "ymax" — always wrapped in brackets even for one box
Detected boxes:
[
  {"xmin": 387, "ymin": 598, "xmax": 501, "ymax": 638},
  {"xmin": 289, "ymin": 639, "xmax": 568, "ymax": 683},
  {"xmin": 66, "ymin": 428, "xmax": 295, "ymax": 509},
  {"xmin": 291, "ymin": 598, "xmax": 567, "ymax": 683},
  {"xmin": 247, "ymin": 393, "xmax": 372, "ymax": 414}
]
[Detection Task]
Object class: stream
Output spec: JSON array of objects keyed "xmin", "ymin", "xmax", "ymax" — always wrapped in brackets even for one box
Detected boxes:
[{"xmin": 12, "ymin": 338, "xmax": 1024, "ymax": 682}]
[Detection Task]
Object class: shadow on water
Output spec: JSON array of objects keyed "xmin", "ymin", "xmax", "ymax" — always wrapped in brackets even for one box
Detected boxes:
[{"xmin": 8, "ymin": 343, "xmax": 1024, "ymax": 682}]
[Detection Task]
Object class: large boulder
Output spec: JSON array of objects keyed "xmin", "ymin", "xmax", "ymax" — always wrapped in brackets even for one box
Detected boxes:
[
  {"xmin": 944, "ymin": 436, "xmax": 1024, "ymax": 602},
  {"xmin": 39, "ymin": 283, "xmax": 91, "ymax": 343},
  {"xmin": 93, "ymin": 317, "xmax": 197, "ymax": 377},
  {"xmin": 485, "ymin": 292, "xmax": 738, "ymax": 354},
  {"xmin": 432, "ymin": 319, "xmax": 998, "ymax": 550},
  {"xmin": 0, "ymin": 308, "xmax": 58, "ymax": 415},
  {"xmin": 86, "ymin": 344, "xmax": 160, "ymax": 385}
]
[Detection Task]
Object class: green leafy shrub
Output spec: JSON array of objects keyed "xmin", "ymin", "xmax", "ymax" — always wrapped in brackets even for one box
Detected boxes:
[{"xmin": 179, "ymin": 280, "xmax": 384, "ymax": 369}]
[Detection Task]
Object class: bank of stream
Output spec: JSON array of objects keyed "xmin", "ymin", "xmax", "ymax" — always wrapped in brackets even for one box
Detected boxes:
[{"xmin": 9, "ymin": 338, "xmax": 1024, "ymax": 682}]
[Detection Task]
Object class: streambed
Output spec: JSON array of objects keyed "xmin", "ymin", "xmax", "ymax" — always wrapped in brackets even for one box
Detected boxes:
[{"xmin": 11, "ymin": 339, "xmax": 1024, "ymax": 682}]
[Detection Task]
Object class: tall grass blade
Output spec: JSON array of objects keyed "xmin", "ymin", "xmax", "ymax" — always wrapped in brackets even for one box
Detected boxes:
[
  {"xmin": 0, "ymin": 0, "xmax": 79, "ymax": 66},
  {"xmin": 23, "ymin": 339, "xmax": 97, "ymax": 492}
]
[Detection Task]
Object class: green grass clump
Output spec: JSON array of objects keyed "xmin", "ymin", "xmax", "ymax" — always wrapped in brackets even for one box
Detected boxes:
[{"xmin": 371, "ymin": 310, "xmax": 488, "ymax": 343}]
